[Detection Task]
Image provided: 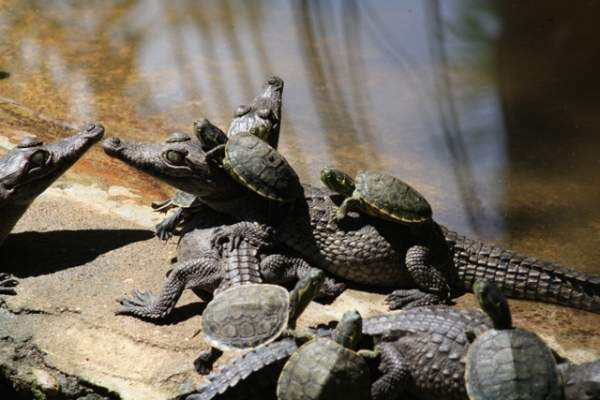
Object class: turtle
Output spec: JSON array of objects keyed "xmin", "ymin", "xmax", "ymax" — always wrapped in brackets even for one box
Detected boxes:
[
  {"xmin": 276, "ymin": 310, "xmax": 372, "ymax": 400},
  {"xmin": 205, "ymin": 132, "xmax": 301, "ymax": 203},
  {"xmin": 319, "ymin": 167, "xmax": 432, "ymax": 224},
  {"xmin": 194, "ymin": 268, "xmax": 325, "ymax": 374},
  {"xmin": 152, "ymin": 76, "xmax": 284, "ymax": 239},
  {"xmin": 465, "ymin": 279, "xmax": 563, "ymax": 400}
]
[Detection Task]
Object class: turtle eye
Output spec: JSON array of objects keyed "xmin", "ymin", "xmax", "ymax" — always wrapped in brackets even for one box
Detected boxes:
[
  {"xmin": 165, "ymin": 150, "xmax": 186, "ymax": 165},
  {"xmin": 29, "ymin": 150, "xmax": 48, "ymax": 166}
]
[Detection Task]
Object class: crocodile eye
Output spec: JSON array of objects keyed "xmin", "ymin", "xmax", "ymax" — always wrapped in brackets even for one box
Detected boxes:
[
  {"xmin": 29, "ymin": 150, "xmax": 48, "ymax": 166},
  {"xmin": 166, "ymin": 150, "xmax": 186, "ymax": 165}
]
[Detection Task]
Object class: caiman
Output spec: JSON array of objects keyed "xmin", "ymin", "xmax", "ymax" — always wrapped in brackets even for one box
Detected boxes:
[
  {"xmin": 187, "ymin": 305, "xmax": 596, "ymax": 400},
  {"xmin": 102, "ymin": 133, "xmax": 600, "ymax": 319},
  {"xmin": 0, "ymin": 123, "xmax": 105, "ymax": 294}
]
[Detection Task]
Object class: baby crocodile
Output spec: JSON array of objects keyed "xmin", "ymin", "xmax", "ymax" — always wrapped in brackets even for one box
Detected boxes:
[
  {"xmin": 102, "ymin": 133, "xmax": 600, "ymax": 319},
  {"xmin": 185, "ymin": 306, "xmax": 492, "ymax": 400},
  {"xmin": 0, "ymin": 124, "xmax": 104, "ymax": 294}
]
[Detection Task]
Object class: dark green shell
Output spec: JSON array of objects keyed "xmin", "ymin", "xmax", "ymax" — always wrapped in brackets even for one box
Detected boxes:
[
  {"xmin": 277, "ymin": 338, "xmax": 370, "ymax": 400},
  {"xmin": 223, "ymin": 133, "xmax": 300, "ymax": 202},
  {"xmin": 465, "ymin": 328, "xmax": 561, "ymax": 400},
  {"xmin": 202, "ymin": 284, "xmax": 290, "ymax": 351},
  {"xmin": 354, "ymin": 171, "xmax": 432, "ymax": 223}
]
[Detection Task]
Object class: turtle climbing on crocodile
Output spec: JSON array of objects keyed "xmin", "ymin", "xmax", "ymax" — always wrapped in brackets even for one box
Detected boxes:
[
  {"xmin": 465, "ymin": 279, "xmax": 563, "ymax": 400},
  {"xmin": 195, "ymin": 269, "xmax": 324, "ymax": 375},
  {"xmin": 0, "ymin": 123, "xmax": 105, "ymax": 295},
  {"xmin": 183, "ymin": 304, "xmax": 495, "ymax": 400},
  {"xmin": 103, "ymin": 109, "xmax": 600, "ymax": 320},
  {"xmin": 152, "ymin": 76, "xmax": 284, "ymax": 240},
  {"xmin": 187, "ymin": 287, "xmax": 587, "ymax": 400},
  {"xmin": 319, "ymin": 166, "xmax": 432, "ymax": 225},
  {"xmin": 277, "ymin": 310, "xmax": 373, "ymax": 400}
]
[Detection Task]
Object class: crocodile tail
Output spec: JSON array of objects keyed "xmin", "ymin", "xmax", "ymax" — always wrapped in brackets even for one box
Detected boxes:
[
  {"xmin": 444, "ymin": 228, "xmax": 600, "ymax": 313},
  {"xmin": 190, "ymin": 338, "xmax": 298, "ymax": 400}
]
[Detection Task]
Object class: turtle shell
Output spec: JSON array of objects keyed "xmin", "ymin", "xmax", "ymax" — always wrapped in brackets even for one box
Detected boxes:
[
  {"xmin": 202, "ymin": 284, "xmax": 290, "ymax": 351},
  {"xmin": 223, "ymin": 133, "xmax": 300, "ymax": 202},
  {"xmin": 465, "ymin": 328, "xmax": 562, "ymax": 400},
  {"xmin": 354, "ymin": 171, "xmax": 432, "ymax": 224},
  {"xmin": 277, "ymin": 338, "xmax": 370, "ymax": 400}
]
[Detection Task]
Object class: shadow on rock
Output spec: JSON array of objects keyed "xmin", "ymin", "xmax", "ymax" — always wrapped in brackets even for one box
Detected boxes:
[{"xmin": 0, "ymin": 229, "xmax": 154, "ymax": 278}]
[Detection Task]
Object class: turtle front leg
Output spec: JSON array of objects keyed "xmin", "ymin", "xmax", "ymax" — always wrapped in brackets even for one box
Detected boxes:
[
  {"xmin": 385, "ymin": 245, "xmax": 451, "ymax": 310},
  {"xmin": 335, "ymin": 196, "xmax": 362, "ymax": 222},
  {"xmin": 193, "ymin": 347, "xmax": 224, "ymax": 375},
  {"xmin": 260, "ymin": 254, "xmax": 346, "ymax": 299},
  {"xmin": 116, "ymin": 251, "xmax": 222, "ymax": 321},
  {"xmin": 0, "ymin": 272, "xmax": 18, "ymax": 295},
  {"xmin": 365, "ymin": 342, "xmax": 410, "ymax": 400}
]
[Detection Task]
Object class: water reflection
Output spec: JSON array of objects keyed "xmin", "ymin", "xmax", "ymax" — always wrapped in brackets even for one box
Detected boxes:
[{"xmin": 1, "ymin": 0, "xmax": 600, "ymax": 272}]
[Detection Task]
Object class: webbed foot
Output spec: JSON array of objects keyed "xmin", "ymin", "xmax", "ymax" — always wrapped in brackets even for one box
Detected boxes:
[
  {"xmin": 116, "ymin": 289, "xmax": 165, "ymax": 319},
  {"xmin": 384, "ymin": 289, "xmax": 445, "ymax": 310},
  {"xmin": 193, "ymin": 348, "xmax": 223, "ymax": 375},
  {"xmin": 317, "ymin": 278, "xmax": 346, "ymax": 299},
  {"xmin": 0, "ymin": 273, "xmax": 18, "ymax": 295}
]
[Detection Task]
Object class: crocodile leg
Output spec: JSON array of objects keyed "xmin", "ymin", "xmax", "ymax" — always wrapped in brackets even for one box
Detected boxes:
[
  {"xmin": 260, "ymin": 254, "xmax": 346, "ymax": 299},
  {"xmin": 0, "ymin": 272, "xmax": 18, "ymax": 295},
  {"xmin": 368, "ymin": 342, "xmax": 410, "ymax": 400},
  {"xmin": 385, "ymin": 245, "xmax": 451, "ymax": 309},
  {"xmin": 116, "ymin": 251, "xmax": 222, "ymax": 320},
  {"xmin": 155, "ymin": 207, "xmax": 185, "ymax": 241}
]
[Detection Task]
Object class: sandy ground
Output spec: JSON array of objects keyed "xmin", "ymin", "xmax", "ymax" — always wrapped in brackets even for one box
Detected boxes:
[{"xmin": 1, "ymin": 181, "xmax": 600, "ymax": 400}]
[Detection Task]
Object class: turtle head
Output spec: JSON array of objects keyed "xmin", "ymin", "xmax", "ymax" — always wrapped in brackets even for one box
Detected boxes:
[
  {"xmin": 193, "ymin": 119, "xmax": 228, "ymax": 152},
  {"xmin": 319, "ymin": 167, "xmax": 355, "ymax": 197},
  {"xmin": 473, "ymin": 279, "xmax": 512, "ymax": 330},
  {"xmin": 332, "ymin": 310, "xmax": 363, "ymax": 351},
  {"xmin": 288, "ymin": 269, "xmax": 325, "ymax": 326},
  {"xmin": 103, "ymin": 132, "xmax": 238, "ymax": 199},
  {"xmin": 0, "ymin": 123, "xmax": 104, "ymax": 204}
]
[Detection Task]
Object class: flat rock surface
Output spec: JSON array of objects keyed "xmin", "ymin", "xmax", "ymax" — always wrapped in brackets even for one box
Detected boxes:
[{"xmin": 1, "ymin": 183, "xmax": 600, "ymax": 400}]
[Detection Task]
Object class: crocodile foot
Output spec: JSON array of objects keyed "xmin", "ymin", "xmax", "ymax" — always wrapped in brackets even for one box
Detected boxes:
[
  {"xmin": 0, "ymin": 273, "xmax": 18, "ymax": 295},
  {"xmin": 384, "ymin": 289, "xmax": 445, "ymax": 310},
  {"xmin": 116, "ymin": 289, "xmax": 164, "ymax": 319},
  {"xmin": 155, "ymin": 213, "xmax": 179, "ymax": 241}
]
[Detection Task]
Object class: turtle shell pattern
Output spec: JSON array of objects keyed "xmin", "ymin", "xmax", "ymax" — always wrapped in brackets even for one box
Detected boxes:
[
  {"xmin": 223, "ymin": 133, "xmax": 300, "ymax": 202},
  {"xmin": 354, "ymin": 171, "xmax": 432, "ymax": 223},
  {"xmin": 202, "ymin": 284, "xmax": 290, "ymax": 351},
  {"xmin": 465, "ymin": 328, "xmax": 562, "ymax": 400},
  {"xmin": 277, "ymin": 338, "xmax": 370, "ymax": 400}
]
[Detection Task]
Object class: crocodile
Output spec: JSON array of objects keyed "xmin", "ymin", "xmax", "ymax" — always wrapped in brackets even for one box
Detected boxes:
[
  {"xmin": 187, "ymin": 306, "xmax": 599, "ymax": 400},
  {"xmin": 102, "ymin": 133, "xmax": 600, "ymax": 319},
  {"xmin": 153, "ymin": 76, "xmax": 284, "ymax": 240},
  {"xmin": 0, "ymin": 124, "xmax": 105, "ymax": 294},
  {"xmin": 185, "ymin": 307, "xmax": 493, "ymax": 400}
]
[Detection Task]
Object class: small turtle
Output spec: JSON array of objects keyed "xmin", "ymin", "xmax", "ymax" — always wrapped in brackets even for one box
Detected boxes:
[
  {"xmin": 319, "ymin": 167, "xmax": 432, "ymax": 224},
  {"xmin": 277, "ymin": 310, "xmax": 372, "ymax": 400},
  {"xmin": 195, "ymin": 269, "xmax": 325, "ymax": 374},
  {"xmin": 465, "ymin": 280, "xmax": 563, "ymax": 400},
  {"xmin": 206, "ymin": 132, "xmax": 301, "ymax": 203}
]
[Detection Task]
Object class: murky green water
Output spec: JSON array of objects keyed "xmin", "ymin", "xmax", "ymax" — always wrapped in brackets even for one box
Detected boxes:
[{"xmin": 2, "ymin": 0, "xmax": 600, "ymax": 274}]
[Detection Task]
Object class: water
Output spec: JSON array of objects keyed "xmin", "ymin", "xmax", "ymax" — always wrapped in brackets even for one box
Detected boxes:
[{"xmin": 1, "ymin": 0, "xmax": 600, "ymax": 275}]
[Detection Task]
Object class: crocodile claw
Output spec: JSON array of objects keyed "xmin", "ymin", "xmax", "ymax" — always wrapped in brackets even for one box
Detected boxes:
[
  {"xmin": 384, "ymin": 289, "xmax": 445, "ymax": 310},
  {"xmin": 0, "ymin": 273, "xmax": 18, "ymax": 295},
  {"xmin": 116, "ymin": 289, "xmax": 163, "ymax": 318}
]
